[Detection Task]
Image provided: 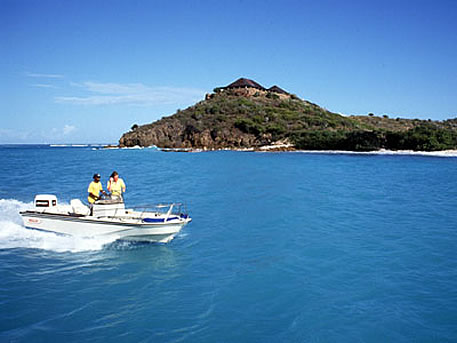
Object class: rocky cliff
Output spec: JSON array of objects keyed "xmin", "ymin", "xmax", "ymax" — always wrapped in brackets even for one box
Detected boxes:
[{"xmin": 120, "ymin": 88, "xmax": 362, "ymax": 149}]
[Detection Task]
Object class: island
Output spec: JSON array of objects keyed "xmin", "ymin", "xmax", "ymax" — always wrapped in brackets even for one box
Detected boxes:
[{"xmin": 119, "ymin": 78, "xmax": 457, "ymax": 152}]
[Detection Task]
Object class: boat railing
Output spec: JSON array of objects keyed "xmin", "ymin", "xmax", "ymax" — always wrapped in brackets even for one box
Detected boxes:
[
  {"xmin": 97, "ymin": 203, "xmax": 189, "ymax": 223},
  {"xmin": 131, "ymin": 203, "xmax": 189, "ymax": 220}
]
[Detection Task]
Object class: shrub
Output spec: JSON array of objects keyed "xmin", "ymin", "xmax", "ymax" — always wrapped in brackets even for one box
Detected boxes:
[
  {"xmin": 385, "ymin": 125, "xmax": 457, "ymax": 151},
  {"xmin": 238, "ymin": 98, "xmax": 253, "ymax": 106},
  {"xmin": 266, "ymin": 92, "xmax": 280, "ymax": 100},
  {"xmin": 344, "ymin": 130, "xmax": 386, "ymax": 151},
  {"xmin": 292, "ymin": 130, "xmax": 347, "ymax": 150},
  {"xmin": 205, "ymin": 105, "xmax": 220, "ymax": 115},
  {"xmin": 291, "ymin": 130, "xmax": 393, "ymax": 151},
  {"xmin": 184, "ymin": 124, "xmax": 201, "ymax": 136},
  {"xmin": 234, "ymin": 118, "xmax": 263, "ymax": 135},
  {"xmin": 131, "ymin": 124, "xmax": 139, "ymax": 131},
  {"xmin": 266, "ymin": 123, "xmax": 286, "ymax": 139}
]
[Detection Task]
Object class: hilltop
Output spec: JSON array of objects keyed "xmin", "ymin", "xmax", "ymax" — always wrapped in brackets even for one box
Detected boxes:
[{"xmin": 119, "ymin": 78, "xmax": 457, "ymax": 151}]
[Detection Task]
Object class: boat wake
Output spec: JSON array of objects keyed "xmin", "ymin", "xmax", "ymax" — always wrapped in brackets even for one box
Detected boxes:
[{"xmin": 0, "ymin": 199, "xmax": 117, "ymax": 253}]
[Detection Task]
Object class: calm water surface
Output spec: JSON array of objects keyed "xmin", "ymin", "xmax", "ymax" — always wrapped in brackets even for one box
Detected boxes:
[{"xmin": 0, "ymin": 145, "xmax": 456, "ymax": 342}]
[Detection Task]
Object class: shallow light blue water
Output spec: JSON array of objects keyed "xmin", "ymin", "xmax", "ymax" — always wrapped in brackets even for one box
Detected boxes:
[{"xmin": 0, "ymin": 145, "xmax": 456, "ymax": 342}]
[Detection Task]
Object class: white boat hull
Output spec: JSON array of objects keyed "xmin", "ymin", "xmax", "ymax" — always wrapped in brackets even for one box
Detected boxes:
[{"xmin": 21, "ymin": 212, "xmax": 188, "ymax": 243}]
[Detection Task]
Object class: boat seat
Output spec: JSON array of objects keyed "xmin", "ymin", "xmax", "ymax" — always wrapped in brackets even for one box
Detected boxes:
[{"xmin": 71, "ymin": 199, "xmax": 90, "ymax": 216}]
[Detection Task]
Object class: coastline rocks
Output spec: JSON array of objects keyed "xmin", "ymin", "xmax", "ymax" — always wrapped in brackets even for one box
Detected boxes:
[{"xmin": 119, "ymin": 119, "xmax": 264, "ymax": 149}]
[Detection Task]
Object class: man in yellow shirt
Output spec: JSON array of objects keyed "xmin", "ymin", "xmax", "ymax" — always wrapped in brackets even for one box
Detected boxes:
[
  {"xmin": 88, "ymin": 173, "xmax": 106, "ymax": 204},
  {"xmin": 107, "ymin": 171, "xmax": 126, "ymax": 200}
]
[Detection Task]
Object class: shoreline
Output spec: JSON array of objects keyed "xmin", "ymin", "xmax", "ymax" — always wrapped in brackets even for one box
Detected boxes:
[
  {"xmin": 283, "ymin": 149, "xmax": 457, "ymax": 157},
  {"xmin": 112, "ymin": 145, "xmax": 457, "ymax": 157}
]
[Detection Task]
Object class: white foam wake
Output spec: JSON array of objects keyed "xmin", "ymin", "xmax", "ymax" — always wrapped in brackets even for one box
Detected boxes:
[{"xmin": 0, "ymin": 199, "xmax": 117, "ymax": 253}]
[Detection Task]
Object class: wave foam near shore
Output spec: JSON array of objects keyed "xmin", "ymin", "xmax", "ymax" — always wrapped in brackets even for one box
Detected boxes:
[{"xmin": 293, "ymin": 149, "xmax": 457, "ymax": 157}]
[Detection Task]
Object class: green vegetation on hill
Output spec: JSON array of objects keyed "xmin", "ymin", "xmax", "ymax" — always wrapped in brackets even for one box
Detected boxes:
[
  {"xmin": 193, "ymin": 94, "xmax": 361, "ymax": 141},
  {"xmin": 292, "ymin": 125, "xmax": 457, "ymax": 151},
  {"xmin": 119, "ymin": 90, "xmax": 457, "ymax": 151}
]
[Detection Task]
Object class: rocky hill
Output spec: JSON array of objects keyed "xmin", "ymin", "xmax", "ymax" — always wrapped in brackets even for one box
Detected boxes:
[{"xmin": 119, "ymin": 79, "xmax": 457, "ymax": 151}]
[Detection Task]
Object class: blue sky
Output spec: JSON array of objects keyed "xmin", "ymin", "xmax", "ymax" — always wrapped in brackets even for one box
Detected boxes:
[{"xmin": 1, "ymin": 0, "xmax": 456, "ymax": 144}]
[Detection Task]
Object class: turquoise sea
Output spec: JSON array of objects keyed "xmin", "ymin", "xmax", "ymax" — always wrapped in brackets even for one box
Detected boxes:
[{"xmin": 0, "ymin": 145, "xmax": 456, "ymax": 342}]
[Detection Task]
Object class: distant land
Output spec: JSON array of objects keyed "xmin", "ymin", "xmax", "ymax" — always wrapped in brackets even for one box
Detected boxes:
[{"xmin": 119, "ymin": 78, "xmax": 457, "ymax": 152}]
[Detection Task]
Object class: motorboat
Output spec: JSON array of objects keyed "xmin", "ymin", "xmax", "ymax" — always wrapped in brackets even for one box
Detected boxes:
[{"xmin": 20, "ymin": 194, "xmax": 192, "ymax": 243}]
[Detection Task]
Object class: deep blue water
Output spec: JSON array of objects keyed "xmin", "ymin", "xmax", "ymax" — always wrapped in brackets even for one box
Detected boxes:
[{"xmin": 0, "ymin": 145, "xmax": 456, "ymax": 342}]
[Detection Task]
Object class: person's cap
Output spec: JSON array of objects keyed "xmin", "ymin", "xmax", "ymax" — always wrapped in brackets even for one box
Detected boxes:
[{"xmin": 93, "ymin": 173, "xmax": 101, "ymax": 179}]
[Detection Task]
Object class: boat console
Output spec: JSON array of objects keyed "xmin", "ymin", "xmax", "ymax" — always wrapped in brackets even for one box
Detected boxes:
[{"xmin": 92, "ymin": 198, "xmax": 125, "ymax": 217}]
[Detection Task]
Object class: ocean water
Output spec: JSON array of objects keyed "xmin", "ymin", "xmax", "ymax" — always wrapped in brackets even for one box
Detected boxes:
[{"xmin": 0, "ymin": 145, "xmax": 456, "ymax": 342}]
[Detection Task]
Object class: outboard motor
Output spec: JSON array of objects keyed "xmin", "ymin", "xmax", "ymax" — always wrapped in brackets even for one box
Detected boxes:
[{"xmin": 34, "ymin": 194, "xmax": 58, "ymax": 208}]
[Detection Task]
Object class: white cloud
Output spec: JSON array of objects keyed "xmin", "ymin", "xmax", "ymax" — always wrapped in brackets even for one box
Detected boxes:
[
  {"xmin": 55, "ymin": 81, "xmax": 206, "ymax": 106},
  {"xmin": 82, "ymin": 81, "xmax": 149, "ymax": 94},
  {"xmin": 31, "ymin": 83, "xmax": 58, "ymax": 89},
  {"xmin": 0, "ymin": 126, "xmax": 77, "ymax": 143},
  {"xmin": 51, "ymin": 125, "xmax": 77, "ymax": 136},
  {"xmin": 0, "ymin": 128, "xmax": 32, "ymax": 142},
  {"xmin": 26, "ymin": 72, "xmax": 64, "ymax": 79},
  {"xmin": 63, "ymin": 124, "xmax": 76, "ymax": 135}
]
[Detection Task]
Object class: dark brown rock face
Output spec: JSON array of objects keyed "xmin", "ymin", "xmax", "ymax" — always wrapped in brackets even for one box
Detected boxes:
[
  {"xmin": 120, "ymin": 119, "xmax": 184, "ymax": 148},
  {"xmin": 119, "ymin": 121, "xmax": 260, "ymax": 149}
]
